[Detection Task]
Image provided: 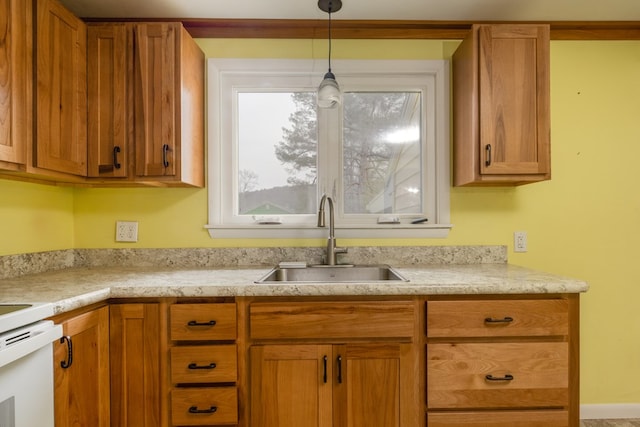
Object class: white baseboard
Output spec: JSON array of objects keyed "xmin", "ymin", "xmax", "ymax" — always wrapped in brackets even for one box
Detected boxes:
[{"xmin": 581, "ymin": 404, "xmax": 640, "ymax": 419}]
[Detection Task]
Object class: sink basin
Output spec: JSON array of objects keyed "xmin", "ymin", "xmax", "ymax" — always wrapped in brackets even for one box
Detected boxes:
[{"xmin": 256, "ymin": 264, "xmax": 408, "ymax": 283}]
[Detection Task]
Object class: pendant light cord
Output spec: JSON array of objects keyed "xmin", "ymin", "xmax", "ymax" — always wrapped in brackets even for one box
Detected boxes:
[{"xmin": 328, "ymin": 6, "xmax": 333, "ymax": 73}]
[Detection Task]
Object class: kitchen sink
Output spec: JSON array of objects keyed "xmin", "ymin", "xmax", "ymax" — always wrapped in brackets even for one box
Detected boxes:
[{"xmin": 256, "ymin": 264, "xmax": 408, "ymax": 283}]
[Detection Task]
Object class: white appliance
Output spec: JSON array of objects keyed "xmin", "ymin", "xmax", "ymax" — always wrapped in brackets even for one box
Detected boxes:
[{"xmin": 0, "ymin": 303, "xmax": 62, "ymax": 427}]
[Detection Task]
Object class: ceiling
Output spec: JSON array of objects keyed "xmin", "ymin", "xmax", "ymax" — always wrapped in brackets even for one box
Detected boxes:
[{"xmin": 60, "ymin": 0, "xmax": 640, "ymax": 22}]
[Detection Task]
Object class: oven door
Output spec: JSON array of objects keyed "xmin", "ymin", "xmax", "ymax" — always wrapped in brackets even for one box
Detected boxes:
[{"xmin": 0, "ymin": 321, "xmax": 62, "ymax": 427}]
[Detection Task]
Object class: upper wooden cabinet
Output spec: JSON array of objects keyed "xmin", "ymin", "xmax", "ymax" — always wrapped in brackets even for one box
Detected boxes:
[
  {"xmin": 0, "ymin": 0, "xmax": 32, "ymax": 170},
  {"xmin": 453, "ymin": 24, "xmax": 551, "ymax": 186},
  {"xmin": 87, "ymin": 22, "xmax": 205, "ymax": 187},
  {"xmin": 36, "ymin": 0, "xmax": 87, "ymax": 177}
]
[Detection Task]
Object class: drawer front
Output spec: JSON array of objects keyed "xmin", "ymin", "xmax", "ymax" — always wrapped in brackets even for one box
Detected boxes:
[
  {"xmin": 426, "ymin": 299, "xmax": 569, "ymax": 338},
  {"xmin": 428, "ymin": 410, "xmax": 569, "ymax": 426},
  {"xmin": 171, "ymin": 345, "xmax": 237, "ymax": 384},
  {"xmin": 171, "ymin": 387, "xmax": 238, "ymax": 426},
  {"xmin": 427, "ymin": 342, "xmax": 568, "ymax": 409},
  {"xmin": 170, "ymin": 303, "xmax": 236, "ymax": 341},
  {"xmin": 250, "ymin": 301, "xmax": 414, "ymax": 340}
]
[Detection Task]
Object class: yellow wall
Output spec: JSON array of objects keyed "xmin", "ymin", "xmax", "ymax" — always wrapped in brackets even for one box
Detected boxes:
[
  {"xmin": 0, "ymin": 180, "xmax": 74, "ymax": 255},
  {"xmin": 2, "ymin": 38, "xmax": 640, "ymax": 405}
]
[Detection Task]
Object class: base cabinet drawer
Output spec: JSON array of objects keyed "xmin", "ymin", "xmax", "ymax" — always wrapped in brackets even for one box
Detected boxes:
[
  {"xmin": 427, "ymin": 342, "xmax": 568, "ymax": 409},
  {"xmin": 427, "ymin": 410, "xmax": 569, "ymax": 426},
  {"xmin": 170, "ymin": 303, "xmax": 237, "ymax": 341},
  {"xmin": 171, "ymin": 387, "xmax": 238, "ymax": 426},
  {"xmin": 171, "ymin": 345, "xmax": 237, "ymax": 384}
]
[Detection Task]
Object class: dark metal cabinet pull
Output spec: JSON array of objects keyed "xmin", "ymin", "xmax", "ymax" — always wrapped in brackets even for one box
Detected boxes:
[
  {"xmin": 187, "ymin": 320, "xmax": 217, "ymax": 327},
  {"xmin": 484, "ymin": 316, "xmax": 514, "ymax": 324},
  {"xmin": 337, "ymin": 355, "xmax": 343, "ymax": 384},
  {"xmin": 162, "ymin": 144, "xmax": 170, "ymax": 167},
  {"xmin": 60, "ymin": 335, "xmax": 73, "ymax": 369},
  {"xmin": 188, "ymin": 362, "xmax": 217, "ymax": 370},
  {"xmin": 323, "ymin": 355, "xmax": 328, "ymax": 383},
  {"xmin": 485, "ymin": 144, "xmax": 492, "ymax": 166},
  {"xmin": 189, "ymin": 406, "xmax": 217, "ymax": 414},
  {"xmin": 485, "ymin": 374, "xmax": 514, "ymax": 382},
  {"xmin": 113, "ymin": 146, "xmax": 121, "ymax": 169}
]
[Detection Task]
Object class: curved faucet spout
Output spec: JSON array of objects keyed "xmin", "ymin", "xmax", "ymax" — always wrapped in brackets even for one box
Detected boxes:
[{"xmin": 317, "ymin": 194, "xmax": 346, "ymax": 265}]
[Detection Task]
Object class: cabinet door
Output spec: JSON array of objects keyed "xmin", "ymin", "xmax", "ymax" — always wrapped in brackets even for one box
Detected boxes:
[
  {"xmin": 54, "ymin": 306, "xmax": 110, "ymax": 427},
  {"xmin": 87, "ymin": 24, "xmax": 130, "ymax": 178},
  {"xmin": 133, "ymin": 23, "xmax": 177, "ymax": 178},
  {"xmin": 35, "ymin": 0, "xmax": 87, "ymax": 176},
  {"xmin": 250, "ymin": 345, "xmax": 333, "ymax": 427},
  {"xmin": 333, "ymin": 343, "xmax": 407, "ymax": 427},
  {"xmin": 479, "ymin": 25, "xmax": 550, "ymax": 176},
  {"xmin": 110, "ymin": 303, "xmax": 163, "ymax": 427},
  {"xmin": 0, "ymin": 0, "xmax": 31, "ymax": 168}
]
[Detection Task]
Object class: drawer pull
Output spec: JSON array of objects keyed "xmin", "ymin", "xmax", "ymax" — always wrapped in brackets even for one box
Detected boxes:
[
  {"xmin": 485, "ymin": 374, "xmax": 514, "ymax": 382},
  {"xmin": 484, "ymin": 316, "xmax": 514, "ymax": 324},
  {"xmin": 187, "ymin": 320, "xmax": 217, "ymax": 327},
  {"xmin": 188, "ymin": 362, "xmax": 217, "ymax": 370},
  {"xmin": 189, "ymin": 405, "xmax": 218, "ymax": 414}
]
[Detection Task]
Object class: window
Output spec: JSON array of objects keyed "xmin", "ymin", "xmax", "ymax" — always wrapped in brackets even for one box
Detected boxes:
[{"xmin": 206, "ymin": 59, "xmax": 451, "ymax": 238}]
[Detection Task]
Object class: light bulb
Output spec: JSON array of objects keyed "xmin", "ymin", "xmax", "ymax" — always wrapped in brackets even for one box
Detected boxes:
[{"xmin": 318, "ymin": 71, "xmax": 341, "ymax": 109}]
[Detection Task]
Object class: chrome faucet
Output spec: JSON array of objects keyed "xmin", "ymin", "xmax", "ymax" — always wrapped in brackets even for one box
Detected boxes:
[{"xmin": 317, "ymin": 194, "xmax": 347, "ymax": 265}]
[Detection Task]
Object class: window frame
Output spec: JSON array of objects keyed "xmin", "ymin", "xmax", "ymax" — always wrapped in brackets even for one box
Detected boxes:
[{"xmin": 205, "ymin": 58, "xmax": 452, "ymax": 239}]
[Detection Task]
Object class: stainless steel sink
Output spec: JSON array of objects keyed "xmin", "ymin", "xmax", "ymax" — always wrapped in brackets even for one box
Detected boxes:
[{"xmin": 256, "ymin": 264, "xmax": 408, "ymax": 283}]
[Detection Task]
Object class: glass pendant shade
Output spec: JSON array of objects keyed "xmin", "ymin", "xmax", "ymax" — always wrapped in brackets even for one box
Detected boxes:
[{"xmin": 318, "ymin": 71, "xmax": 341, "ymax": 109}]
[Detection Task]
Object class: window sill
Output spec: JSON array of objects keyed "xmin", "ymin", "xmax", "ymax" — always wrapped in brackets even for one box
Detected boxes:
[{"xmin": 204, "ymin": 224, "xmax": 453, "ymax": 239}]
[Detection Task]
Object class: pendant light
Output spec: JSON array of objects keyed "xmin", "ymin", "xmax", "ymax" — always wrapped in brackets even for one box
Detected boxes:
[{"xmin": 317, "ymin": 0, "xmax": 342, "ymax": 109}]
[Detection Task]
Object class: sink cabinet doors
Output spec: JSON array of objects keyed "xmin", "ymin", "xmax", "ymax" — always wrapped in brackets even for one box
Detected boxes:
[{"xmin": 246, "ymin": 299, "xmax": 420, "ymax": 427}]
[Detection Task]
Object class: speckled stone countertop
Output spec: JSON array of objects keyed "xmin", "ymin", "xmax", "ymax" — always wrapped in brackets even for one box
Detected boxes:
[{"xmin": 0, "ymin": 262, "xmax": 588, "ymax": 316}]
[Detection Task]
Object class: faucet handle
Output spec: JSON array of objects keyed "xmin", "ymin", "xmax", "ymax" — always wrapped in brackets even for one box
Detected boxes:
[{"xmin": 335, "ymin": 246, "xmax": 348, "ymax": 255}]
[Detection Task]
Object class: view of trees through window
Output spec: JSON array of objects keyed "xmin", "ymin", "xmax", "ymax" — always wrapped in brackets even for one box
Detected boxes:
[{"xmin": 237, "ymin": 90, "xmax": 423, "ymax": 217}]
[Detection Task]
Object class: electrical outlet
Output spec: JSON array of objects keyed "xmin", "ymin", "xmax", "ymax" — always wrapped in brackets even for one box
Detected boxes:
[
  {"xmin": 514, "ymin": 231, "xmax": 527, "ymax": 253},
  {"xmin": 116, "ymin": 221, "xmax": 138, "ymax": 242}
]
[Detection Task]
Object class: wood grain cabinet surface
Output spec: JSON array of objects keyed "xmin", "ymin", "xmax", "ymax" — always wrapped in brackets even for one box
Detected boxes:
[
  {"xmin": 0, "ymin": 0, "xmax": 31, "ymax": 170},
  {"xmin": 36, "ymin": 0, "xmax": 87, "ymax": 177},
  {"xmin": 169, "ymin": 302, "xmax": 239, "ymax": 426},
  {"xmin": 453, "ymin": 24, "xmax": 551, "ymax": 186},
  {"xmin": 247, "ymin": 300, "xmax": 419, "ymax": 427},
  {"xmin": 87, "ymin": 22, "xmax": 204, "ymax": 187},
  {"xmin": 53, "ymin": 305, "xmax": 110, "ymax": 427},
  {"xmin": 425, "ymin": 296, "xmax": 579, "ymax": 427}
]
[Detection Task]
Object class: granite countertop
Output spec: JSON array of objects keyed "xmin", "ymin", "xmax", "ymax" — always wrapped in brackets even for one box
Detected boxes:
[{"xmin": 0, "ymin": 263, "xmax": 589, "ymax": 316}]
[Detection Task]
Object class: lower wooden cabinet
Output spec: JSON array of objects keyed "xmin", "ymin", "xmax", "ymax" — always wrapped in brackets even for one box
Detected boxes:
[
  {"xmin": 53, "ymin": 305, "xmax": 110, "ymax": 427},
  {"xmin": 427, "ymin": 410, "xmax": 570, "ymax": 427},
  {"xmin": 250, "ymin": 343, "xmax": 409, "ymax": 427},
  {"xmin": 110, "ymin": 303, "xmax": 165, "ymax": 427}
]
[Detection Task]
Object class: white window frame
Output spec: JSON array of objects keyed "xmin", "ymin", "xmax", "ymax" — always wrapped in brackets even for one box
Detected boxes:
[{"xmin": 205, "ymin": 58, "xmax": 452, "ymax": 239}]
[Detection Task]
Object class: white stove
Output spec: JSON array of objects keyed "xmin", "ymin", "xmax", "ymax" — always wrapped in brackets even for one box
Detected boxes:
[{"xmin": 0, "ymin": 303, "xmax": 62, "ymax": 427}]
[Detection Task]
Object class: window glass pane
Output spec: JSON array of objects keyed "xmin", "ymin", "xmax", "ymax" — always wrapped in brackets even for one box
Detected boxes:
[
  {"xmin": 342, "ymin": 92, "xmax": 422, "ymax": 214},
  {"xmin": 237, "ymin": 92, "xmax": 318, "ymax": 215}
]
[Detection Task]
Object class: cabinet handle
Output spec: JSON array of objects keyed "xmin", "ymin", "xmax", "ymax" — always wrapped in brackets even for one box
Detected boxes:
[
  {"xmin": 162, "ymin": 144, "xmax": 170, "ymax": 168},
  {"xmin": 484, "ymin": 316, "xmax": 514, "ymax": 324},
  {"xmin": 188, "ymin": 362, "xmax": 217, "ymax": 370},
  {"xmin": 485, "ymin": 144, "xmax": 492, "ymax": 166},
  {"xmin": 323, "ymin": 355, "xmax": 328, "ymax": 383},
  {"xmin": 113, "ymin": 146, "xmax": 122, "ymax": 169},
  {"xmin": 485, "ymin": 374, "xmax": 514, "ymax": 382},
  {"xmin": 188, "ymin": 406, "xmax": 218, "ymax": 414},
  {"xmin": 337, "ymin": 355, "xmax": 343, "ymax": 384},
  {"xmin": 60, "ymin": 335, "xmax": 73, "ymax": 369},
  {"xmin": 187, "ymin": 320, "xmax": 217, "ymax": 327}
]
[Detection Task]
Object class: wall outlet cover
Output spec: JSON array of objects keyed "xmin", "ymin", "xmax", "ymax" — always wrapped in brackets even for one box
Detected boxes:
[{"xmin": 116, "ymin": 221, "xmax": 138, "ymax": 242}]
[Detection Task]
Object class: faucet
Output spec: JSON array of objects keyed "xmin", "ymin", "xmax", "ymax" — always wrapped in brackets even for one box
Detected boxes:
[{"xmin": 317, "ymin": 194, "xmax": 348, "ymax": 265}]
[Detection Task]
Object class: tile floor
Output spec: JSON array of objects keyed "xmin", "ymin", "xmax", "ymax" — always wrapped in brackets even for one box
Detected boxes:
[{"xmin": 581, "ymin": 420, "xmax": 640, "ymax": 427}]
